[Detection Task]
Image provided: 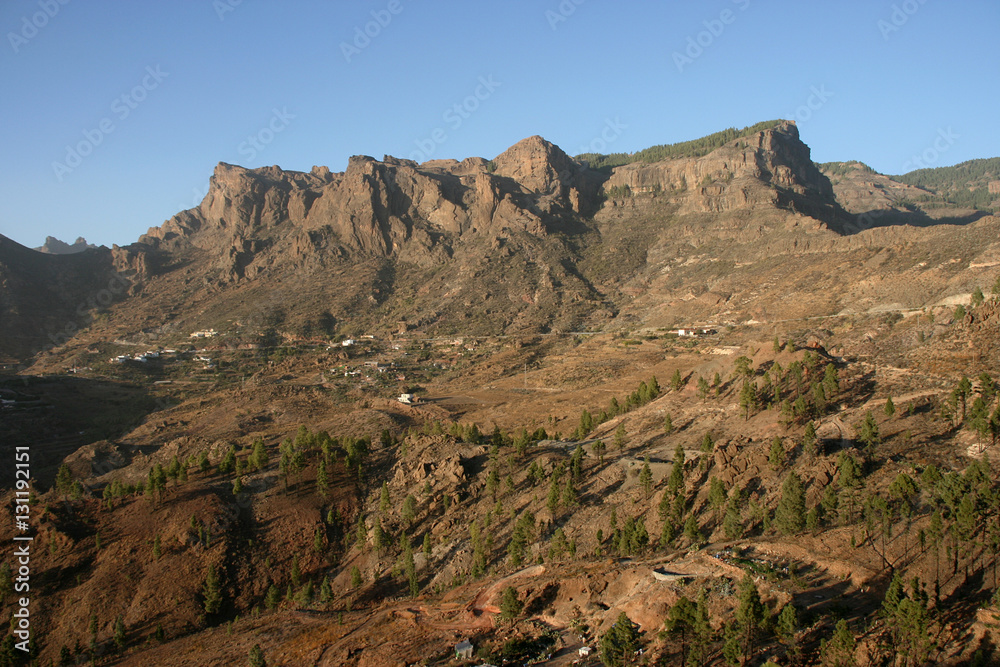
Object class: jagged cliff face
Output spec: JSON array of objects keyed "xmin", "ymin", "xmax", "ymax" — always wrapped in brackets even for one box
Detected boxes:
[
  {"xmin": 603, "ymin": 122, "xmax": 835, "ymax": 214},
  {"xmin": 14, "ymin": 121, "xmax": 995, "ymax": 363},
  {"xmin": 122, "ymin": 123, "xmax": 830, "ymax": 285},
  {"xmin": 128, "ymin": 135, "xmax": 601, "ymax": 285}
]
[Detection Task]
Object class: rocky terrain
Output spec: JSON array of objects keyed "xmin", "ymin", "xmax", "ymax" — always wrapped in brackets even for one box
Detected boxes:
[{"xmin": 1, "ymin": 121, "xmax": 1000, "ymax": 666}]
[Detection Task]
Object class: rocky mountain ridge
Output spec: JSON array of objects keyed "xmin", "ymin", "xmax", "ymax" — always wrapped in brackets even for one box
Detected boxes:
[{"xmin": 2, "ymin": 120, "xmax": 996, "ymax": 366}]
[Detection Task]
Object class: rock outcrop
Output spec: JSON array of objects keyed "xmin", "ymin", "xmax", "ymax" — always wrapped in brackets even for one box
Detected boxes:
[{"xmin": 603, "ymin": 121, "xmax": 836, "ymax": 215}]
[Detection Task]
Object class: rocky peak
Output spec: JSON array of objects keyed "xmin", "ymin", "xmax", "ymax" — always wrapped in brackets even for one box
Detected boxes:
[
  {"xmin": 603, "ymin": 120, "xmax": 837, "ymax": 216},
  {"xmin": 35, "ymin": 236, "xmax": 98, "ymax": 254},
  {"xmin": 493, "ymin": 135, "xmax": 580, "ymax": 195}
]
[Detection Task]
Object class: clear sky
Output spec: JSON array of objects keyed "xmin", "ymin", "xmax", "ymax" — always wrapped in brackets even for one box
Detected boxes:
[{"xmin": 1, "ymin": 0, "xmax": 997, "ymax": 249}]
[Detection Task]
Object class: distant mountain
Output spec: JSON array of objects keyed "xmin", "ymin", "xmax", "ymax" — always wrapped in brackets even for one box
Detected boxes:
[
  {"xmin": 35, "ymin": 236, "xmax": 99, "ymax": 254},
  {"xmin": 893, "ymin": 157, "xmax": 1000, "ymax": 211},
  {"xmin": 0, "ymin": 235, "xmax": 120, "ymax": 362}
]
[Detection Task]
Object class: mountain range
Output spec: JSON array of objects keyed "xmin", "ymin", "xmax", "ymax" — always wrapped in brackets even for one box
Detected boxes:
[{"xmin": 2, "ymin": 120, "xmax": 1000, "ymax": 666}]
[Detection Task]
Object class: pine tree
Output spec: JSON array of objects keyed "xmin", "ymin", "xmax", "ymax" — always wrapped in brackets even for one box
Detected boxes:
[
  {"xmin": 664, "ymin": 595, "xmax": 697, "ymax": 665},
  {"xmin": 672, "ymin": 369, "xmax": 684, "ymax": 391},
  {"xmin": 547, "ymin": 476, "xmax": 561, "ymax": 516},
  {"xmin": 639, "ymin": 457, "xmax": 652, "ymax": 497},
  {"xmin": 290, "ymin": 555, "xmax": 301, "ymax": 588},
  {"xmin": 499, "ymin": 585, "xmax": 523, "ymax": 622},
  {"xmin": 319, "ymin": 575, "xmax": 332, "ymax": 603},
  {"xmin": 404, "ymin": 539, "xmax": 418, "ymax": 597},
  {"xmin": 570, "ymin": 445, "xmax": 585, "ymax": 480},
  {"xmin": 857, "ymin": 411, "xmax": 881, "ymax": 456},
  {"xmin": 821, "ymin": 619, "xmax": 856, "ymax": 666},
  {"xmin": 113, "ymin": 615, "xmax": 126, "ymax": 652},
  {"xmin": 350, "ymin": 565, "xmax": 362, "ymax": 588},
  {"xmin": 735, "ymin": 573, "xmax": 765, "ymax": 664},
  {"xmin": 734, "ymin": 355, "xmax": 754, "ymax": 378},
  {"xmin": 724, "ymin": 493, "xmax": 744, "ymax": 540},
  {"xmin": 614, "ymin": 422, "xmax": 627, "ymax": 450},
  {"xmin": 668, "ymin": 443, "xmax": 685, "ymax": 495},
  {"xmin": 250, "ymin": 439, "xmax": 268, "ymax": 471},
  {"xmin": 775, "ymin": 473, "xmax": 806, "ymax": 535},
  {"xmin": 739, "ymin": 381, "xmax": 757, "ymax": 421},
  {"xmin": 507, "ymin": 510, "xmax": 535, "ymax": 568},
  {"xmin": 562, "ymin": 476, "xmax": 579, "ymax": 508},
  {"xmin": 593, "ymin": 439, "xmax": 607, "ymax": 466},
  {"xmin": 683, "ymin": 515, "xmax": 702, "ymax": 545},
  {"xmin": 697, "ymin": 376, "xmax": 710, "ymax": 398},
  {"xmin": 690, "ymin": 588, "xmax": 713, "ymax": 664},
  {"xmin": 803, "ymin": 421, "xmax": 817, "ymax": 456},
  {"xmin": 265, "ymin": 584, "xmax": 281, "ymax": 609},
  {"xmin": 248, "ymin": 644, "xmax": 267, "ymax": 667},
  {"xmin": 598, "ymin": 612, "xmax": 643, "ymax": 667},
  {"xmin": 578, "ymin": 409, "xmax": 594, "ymax": 437},
  {"xmin": 89, "ymin": 613, "xmax": 98, "ymax": 652},
  {"xmin": 708, "ymin": 477, "xmax": 727, "ymax": 518},
  {"xmin": 663, "ymin": 413, "xmax": 674, "ymax": 435},
  {"xmin": 203, "ymin": 565, "xmax": 223, "ymax": 615},
  {"xmin": 768, "ymin": 437, "xmax": 785, "ymax": 470},
  {"xmin": 55, "ymin": 463, "xmax": 74, "ymax": 496},
  {"xmin": 776, "ymin": 603, "xmax": 798, "ymax": 646},
  {"xmin": 402, "ymin": 494, "xmax": 417, "ymax": 526},
  {"xmin": 884, "ymin": 396, "xmax": 896, "ymax": 417},
  {"xmin": 316, "ymin": 457, "xmax": 329, "ymax": 497},
  {"xmin": 972, "ymin": 286, "xmax": 985, "ymax": 307}
]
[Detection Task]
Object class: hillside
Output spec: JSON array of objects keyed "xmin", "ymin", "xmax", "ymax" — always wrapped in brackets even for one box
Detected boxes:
[{"xmin": 3, "ymin": 121, "xmax": 1000, "ymax": 666}]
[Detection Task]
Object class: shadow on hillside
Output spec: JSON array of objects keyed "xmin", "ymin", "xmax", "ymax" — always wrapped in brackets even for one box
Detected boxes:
[
  {"xmin": 849, "ymin": 208, "xmax": 988, "ymax": 232},
  {"xmin": 0, "ymin": 375, "xmax": 158, "ymax": 489}
]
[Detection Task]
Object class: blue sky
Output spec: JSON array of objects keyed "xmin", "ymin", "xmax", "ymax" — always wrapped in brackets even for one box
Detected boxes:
[{"xmin": 1, "ymin": 0, "xmax": 997, "ymax": 249}]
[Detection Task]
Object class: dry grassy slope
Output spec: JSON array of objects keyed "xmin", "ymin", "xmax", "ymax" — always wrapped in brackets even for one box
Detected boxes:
[{"xmin": 7, "ymin": 309, "xmax": 1000, "ymax": 665}]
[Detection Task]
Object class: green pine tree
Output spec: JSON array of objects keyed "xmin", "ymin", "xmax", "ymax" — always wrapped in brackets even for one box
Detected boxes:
[
  {"xmin": 499, "ymin": 585, "xmax": 523, "ymax": 622},
  {"xmin": 203, "ymin": 565, "xmax": 223, "ymax": 615},
  {"xmin": 248, "ymin": 643, "xmax": 267, "ymax": 667},
  {"xmin": 775, "ymin": 472, "xmax": 806, "ymax": 535}
]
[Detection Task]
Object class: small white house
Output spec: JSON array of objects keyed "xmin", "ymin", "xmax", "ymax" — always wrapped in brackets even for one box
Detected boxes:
[
  {"xmin": 579, "ymin": 646, "xmax": 592, "ymax": 657},
  {"xmin": 342, "ymin": 339, "xmax": 356, "ymax": 347},
  {"xmin": 455, "ymin": 639, "xmax": 474, "ymax": 659},
  {"xmin": 398, "ymin": 393, "xmax": 415, "ymax": 405}
]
